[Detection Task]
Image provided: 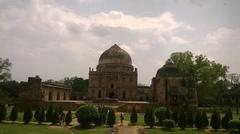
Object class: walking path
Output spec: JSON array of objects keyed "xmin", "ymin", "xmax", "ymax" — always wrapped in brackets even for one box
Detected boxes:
[{"xmin": 117, "ymin": 120, "xmax": 142, "ymax": 134}]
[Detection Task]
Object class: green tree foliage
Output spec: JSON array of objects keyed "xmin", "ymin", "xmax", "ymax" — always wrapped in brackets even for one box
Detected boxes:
[
  {"xmin": 0, "ymin": 58, "xmax": 12, "ymax": 82},
  {"xmin": 10, "ymin": 106, "xmax": 18, "ymax": 122},
  {"xmin": 167, "ymin": 51, "xmax": 229, "ymax": 105},
  {"xmin": 51, "ymin": 109, "xmax": 59, "ymax": 125},
  {"xmin": 187, "ymin": 110, "xmax": 194, "ymax": 127},
  {"xmin": 46, "ymin": 105, "xmax": 53, "ymax": 122},
  {"xmin": 178, "ymin": 110, "xmax": 187, "ymax": 129},
  {"xmin": 65, "ymin": 110, "xmax": 72, "ymax": 126},
  {"xmin": 64, "ymin": 77, "xmax": 88, "ymax": 92},
  {"xmin": 202, "ymin": 111, "xmax": 209, "ymax": 129},
  {"xmin": 221, "ymin": 109, "xmax": 232, "ymax": 130},
  {"xmin": 171, "ymin": 110, "xmax": 178, "ymax": 125},
  {"xmin": 76, "ymin": 105, "xmax": 99, "ymax": 128},
  {"xmin": 163, "ymin": 119, "xmax": 175, "ymax": 130},
  {"xmin": 57, "ymin": 107, "xmax": 63, "ymax": 115},
  {"xmin": 106, "ymin": 108, "xmax": 116, "ymax": 127},
  {"xmin": 210, "ymin": 110, "xmax": 221, "ymax": 131},
  {"xmin": 229, "ymin": 119, "xmax": 240, "ymax": 132},
  {"xmin": 144, "ymin": 108, "xmax": 155, "ymax": 128},
  {"xmin": 130, "ymin": 106, "xmax": 138, "ymax": 124},
  {"xmin": 0, "ymin": 81, "xmax": 19, "ymax": 104},
  {"xmin": 155, "ymin": 107, "xmax": 167, "ymax": 126},
  {"xmin": 23, "ymin": 106, "xmax": 33, "ymax": 124},
  {"xmin": 34, "ymin": 106, "xmax": 45, "ymax": 124},
  {"xmin": 97, "ymin": 106, "xmax": 112, "ymax": 125},
  {"xmin": 0, "ymin": 103, "xmax": 6, "ymax": 123},
  {"xmin": 165, "ymin": 108, "xmax": 171, "ymax": 119},
  {"xmin": 195, "ymin": 111, "xmax": 203, "ymax": 129}
]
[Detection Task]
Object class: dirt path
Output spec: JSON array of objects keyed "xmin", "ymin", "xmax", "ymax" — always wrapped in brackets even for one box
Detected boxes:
[{"xmin": 117, "ymin": 120, "xmax": 141, "ymax": 134}]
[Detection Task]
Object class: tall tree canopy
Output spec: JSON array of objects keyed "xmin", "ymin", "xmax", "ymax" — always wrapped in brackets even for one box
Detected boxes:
[
  {"xmin": 63, "ymin": 77, "xmax": 88, "ymax": 92},
  {"xmin": 0, "ymin": 58, "xmax": 12, "ymax": 82},
  {"xmin": 167, "ymin": 51, "xmax": 229, "ymax": 105}
]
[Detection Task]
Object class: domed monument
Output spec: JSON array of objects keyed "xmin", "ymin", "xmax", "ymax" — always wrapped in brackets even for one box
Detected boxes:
[{"xmin": 88, "ymin": 44, "xmax": 137, "ymax": 101}]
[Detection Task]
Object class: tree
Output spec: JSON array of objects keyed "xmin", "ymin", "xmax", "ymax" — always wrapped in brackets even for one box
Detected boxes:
[
  {"xmin": 0, "ymin": 58, "xmax": 12, "ymax": 82},
  {"xmin": 155, "ymin": 107, "xmax": 167, "ymax": 126},
  {"xmin": 23, "ymin": 106, "xmax": 33, "ymax": 124},
  {"xmin": 76, "ymin": 105, "xmax": 99, "ymax": 128},
  {"xmin": 10, "ymin": 105, "xmax": 18, "ymax": 122},
  {"xmin": 64, "ymin": 77, "xmax": 88, "ymax": 92},
  {"xmin": 195, "ymin": 111, "xmax": 203, "ymax": 129},
  {"xmin": 130, "ymin": 106, "xmax": 138, "ymax": 124},
  {"xmin": 65, "ymin": 110, "xmax": 72, "ymax": 126},
  {"xmin": 144, "ymin": 108, "xmax": 155, "ymax": 128},
  {"xmin": 165, "ymin": 108, "xmax": 171, "ymax": 119},
  {"xmin": 210, "ymin": 110, "xmax": 221, "ymax": 131},
  {"xmin": 187, "ymin": 110, "xmax": 194, "ymax": 127},
  {"xmin": 221, "ymin": 109, "xmax": 232, "ymax": 130},
  {"xmin": 171, "ymin": 110, "xmax": 178, "ymax": 125},
  {"xmin": 51, "ymin": 109, "xmax": 59, "ymax": 125},
  {"xmin": 0, "ymin": 103, "xmax": 6, "ymax": 123},
  {"xmin": 202, "ymin": 111, "xmax": 209, "ymax": 129},
  {"xmin": 167, "ymin": 51, "xmax": 229, "ymax": 105},
  {"xmin": 163, "ymin": 119, "xmax": 175, "ymax": 130},
  {"xmin": 46, "ymin": 105, "xmax": 53, "ymax": 122},
  {"xmin": 34, "ymin": 106, "xmax": 45, "ymax": 124},
  {"xmin": 178, "ymin": 110, "xmax": 187, "ymax": 130},
  {"xmin": 107, "ymin": 109, "xmax": 116, "ymax": 127}
]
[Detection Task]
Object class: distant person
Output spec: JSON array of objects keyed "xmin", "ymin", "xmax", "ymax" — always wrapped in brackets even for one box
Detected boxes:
[{"xmin": 120, "ymin": 113, "xmax": 124, "ymax": 126}]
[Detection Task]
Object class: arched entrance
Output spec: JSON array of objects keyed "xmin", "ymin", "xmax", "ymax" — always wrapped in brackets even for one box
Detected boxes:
[{"xmin": 109, "ymin": 92, "xmax": 115, "ymax": 98}]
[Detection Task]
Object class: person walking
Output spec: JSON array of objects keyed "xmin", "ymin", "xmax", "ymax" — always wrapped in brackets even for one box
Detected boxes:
[{"xmin": 120, "ymin": 113, "xmax": 124, "ymax": 126}]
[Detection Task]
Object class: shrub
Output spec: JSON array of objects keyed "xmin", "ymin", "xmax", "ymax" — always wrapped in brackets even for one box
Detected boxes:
[
  {"xmin": 229, "ymin": 119, "xmax": 240, "ymax": 132},
  {"xmin": 46, "ymin": 105, "xmax": 53, "ymax": 122},
  {"xmin": 23, "ymin": 106, "xmax": 33, "ymax": 124},
  {"xmin": 10, "ymin": 105, "xmax": 18, "ymax": 122},
  {"xmin": 165, "ymin": 108, "xmax": 171, "ymax": 119},
  {"xmin": 76, "ymin": 105, "xmax": 99, "ymax": 128},
  {"xmin": 187, "ymin": 110, "xmax": 194, "ymax": 127},
  {"xmin": 106, "ymin": 108, "xmax": 116, "ymax": 127},
  {"xmin": 154, "ymin": 107, "xmax": 167, "ymax": 126},
  {"xmin": 144, "ymin": 108, "xmax": 155, "ymax": 128},
  {"xmin": 178, "ymin": 110, "xmax": 187, "ymax": 129},
  {"xmin": 171, "ymin": 110, "xmax": 178, "ymax": 125},
  {"xmin": 97, "ymin": 106, "xmax": 112, "ymax": 125},
  {"xmin": 195, "ymin": 111, "xmax": 203, "ymax": 129},
  {"xmin": 163, "ymin": 119, "xmax": 175, "ymax": 130},
  {"xmin": 202, "ymin": 111, "xmax": 209, "ymax": 129},
  {"xmin": 51, "ymin": 109, "xmax": 59, "ymax": 125},
  {"xmin": 0, "ymin": 103, "xmax": 6, "ymax": 123},
  {"xmin": 130, "ymin": 106, "xmax": 138, "ymax": 124},
  {"xmin": 34, "ymin": 106, "xmax": 45, "ymax": 124},
  {"xmin": 210, "ymin": 109, "xmax": 221, "ymax": 131},
  {"xmin": 65, "ymin": 110, "xmax": 72, "ymax": 126}
]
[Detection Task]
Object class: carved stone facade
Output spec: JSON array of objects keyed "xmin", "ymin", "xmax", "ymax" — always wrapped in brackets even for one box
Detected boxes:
[
  {"xmin": 152, "ymin": 62, "xmax": 198, "ymax": 107},
  {"xmin": 19, "ymin": 76, "xmax": 71, "ymax": 109},
  {"xmin": 88, "ymin": 44, "xmax": 137, "ymax": 100}
]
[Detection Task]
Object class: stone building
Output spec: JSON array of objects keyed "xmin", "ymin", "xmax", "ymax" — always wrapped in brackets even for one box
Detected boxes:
[
  {"xmin": 88, "ymin": 44, "xmax": 138, "ymax": 100},
  {"xmin": 136, "ymin": 86, "xmax": 153, "ymax": 101},
  {"xmin": 151, "ymin": 62, "xmax": 198, "ymax": 107},
  {"xmin": 19, "ymin": 76, "xmax": 71, "ymax": 109}
]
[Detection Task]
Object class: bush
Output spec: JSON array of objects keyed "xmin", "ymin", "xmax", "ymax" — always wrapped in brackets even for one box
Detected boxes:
[
  {"xmin": 51, "ymin": 109, "xmax": 59, "ymax": 125},
  {"xmin": 187, "ymin": 110, "xmax": 194, "ymax": 127},
  {"xmin": 154, "ymin": 107, "xmax": 167, "ymax": 126},
  {"xmin": 195, "ymin": 111, "xmax": 203, "ymax": 129},
  {"xmin": 202, "ymin": 111, "xmax": 209, "ymax": 129},
  {"xmin": 165, "ymin": 108, "xmax": 171, "ymax": 119},
  {"xmin": 229, "ymin": 119, "xmax": 240, "ymax": 132},
  {"xmin": 130, "ymin": 106, "xmax": 138, "ymax": 124},
  {"xmin": 10, "ymin": 105, "xmax": 18, "ymax": 122},
  {"xmin": 76, "ymin": 105, "xmax": 99, "ymax": 128},
  {"xmin": 23, "ymin": 106, "xmax": 33, "ymax": 124},
  {"xmin": 178, "ymin": 110, "xmax": 187, "ymax": 129},
  {"xmin": 144, "ymin": 108, "xmax": 155, "ymax": 128},
  {"xmin": 171, "ymin": 110, "xmax": 178, "ymax": 125},
  {"xmin": 34, "ymin": 106, "xmax": 45, "ymax": 124},
  {"xmin": 163, "ymin": 119, "xmax": 175, "ymax": 130},
  {"xmin": 65, "ymin": 110, "xmax": 72, "ymax": 126},
  {"xmin": 46, "ymin": 105, "xmax": 53, "ymax": 122},
  {"xmin": 0, "ymin": 103, "xmax": 6, "ymax": 123},
  {"xmin": 210, "ymin": 109, "xmax": 221, "ymax": 131},
  {"xmin": 106, "ymin": 108, "xmax": 116, "ymax": 127},
  {"xmin": 97, "ymin": 106, "xmax": 112, "ymax": 125}
]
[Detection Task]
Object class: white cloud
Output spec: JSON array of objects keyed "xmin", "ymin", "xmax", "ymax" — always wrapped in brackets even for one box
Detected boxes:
[{"xmin": 171, "ymin": 36, "xmax": 188, "ymax": 44}]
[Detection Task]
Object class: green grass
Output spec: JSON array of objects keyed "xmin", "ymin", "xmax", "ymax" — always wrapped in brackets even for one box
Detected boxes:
[{"xmin": 144, "ymin": 128, "xmax": 228, "ymax": 134}]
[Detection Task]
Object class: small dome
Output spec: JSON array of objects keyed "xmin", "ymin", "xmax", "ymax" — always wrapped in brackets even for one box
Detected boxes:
[
  {"xmin": 98, "ymin": 44, "xmax": 132, "ymax": 65},
  {"xmin": 156, "ymin": 62, "xmax": 180, "ymax": 77}
]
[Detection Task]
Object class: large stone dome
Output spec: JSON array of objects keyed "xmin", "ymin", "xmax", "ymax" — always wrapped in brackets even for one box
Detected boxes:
[
  {"xmin": 156, "ymin": 62, "xmax": 180, "ymax": 77},
  {"xmin": 98, "ymin": 44, "xmax": 132, "ymax": 65}
]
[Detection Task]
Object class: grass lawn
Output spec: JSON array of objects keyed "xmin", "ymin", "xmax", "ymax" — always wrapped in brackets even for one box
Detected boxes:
[
  {"xmin": 0, "ymin": 123, "xmax": 110, "ymax": 134},
  {"xmin": 144, "ymin": 128, "xmax": 228, "ymax": 134}
]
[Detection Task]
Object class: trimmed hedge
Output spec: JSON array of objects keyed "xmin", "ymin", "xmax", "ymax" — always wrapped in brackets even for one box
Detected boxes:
[
  {"xmin": 76, "ymin": 105, "xmax": 99, "ymax": 128},
  {"xmin": 229, "ymin": 120, "xmax": 240, "ymax": 132},
  {"xmin": 163, "ymin": 119, "xmax": 175, "ymax": 130}
]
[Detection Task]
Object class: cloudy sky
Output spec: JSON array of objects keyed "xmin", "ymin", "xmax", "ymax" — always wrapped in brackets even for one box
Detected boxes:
[{"xmin": 0, "ymin": 0, "xmax": 240, "ymax": 85}]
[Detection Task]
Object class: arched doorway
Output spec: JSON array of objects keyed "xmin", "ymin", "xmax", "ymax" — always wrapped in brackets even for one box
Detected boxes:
[{"xmin": 109, "ymin": 92, "xmax": 115, "ymax": 98}]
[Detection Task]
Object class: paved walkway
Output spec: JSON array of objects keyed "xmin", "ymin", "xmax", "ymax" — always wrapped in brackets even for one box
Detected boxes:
[{"xmin": 117, "ymin": 120, "xmax": 142, "ymax": 134}]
